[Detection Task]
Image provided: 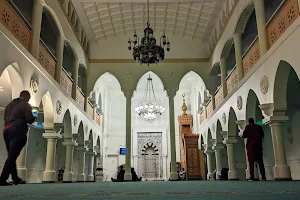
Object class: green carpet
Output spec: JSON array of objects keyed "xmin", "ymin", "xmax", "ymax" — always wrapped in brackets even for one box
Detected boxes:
[{"xmin": 0, "ymin": 181, "xmax": 300, "ymax": 200}]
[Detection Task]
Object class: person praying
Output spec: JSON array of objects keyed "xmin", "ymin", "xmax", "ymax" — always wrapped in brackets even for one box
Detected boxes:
[{"xmin": 243, "ymin": 118, "xmax": 266, "ymax": 181}]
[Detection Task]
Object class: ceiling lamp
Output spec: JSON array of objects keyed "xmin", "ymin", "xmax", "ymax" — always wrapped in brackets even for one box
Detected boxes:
[
  {"xmin": 127, "ymin": 0, "xmax": 170, "ymax": 66},
  {"xmin": 135, "ymin": 74, "xmax": 165, "ymax": 123}
]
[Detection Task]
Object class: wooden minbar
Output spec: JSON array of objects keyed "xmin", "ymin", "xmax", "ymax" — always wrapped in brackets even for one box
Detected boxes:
[{"xmin": 178, "ymin": 95, "xmax": 205, "ymax": 180}]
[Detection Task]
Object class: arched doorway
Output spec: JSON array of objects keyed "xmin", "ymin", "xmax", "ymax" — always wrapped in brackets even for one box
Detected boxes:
[
  {"xmin": 273, "ymin": 61, "xmax": 300, "ymax": 180},
  {"xmin": 140, "ymin": 143, "xmax": 160, "ymax": 180},
  {"xmin": 245, "ymin": 89, "xmax": 274, "ymax": 180}
]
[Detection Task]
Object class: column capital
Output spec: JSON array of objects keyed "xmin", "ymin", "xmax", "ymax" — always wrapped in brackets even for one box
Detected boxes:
[
  {"xmin": 259, "ymin": 103, "xmax": 274, "ymax": 117},
  {"xmin": 235, "ymin": 120, "xmax": 246, "ymax": 137},
  {"xmin": 34, "ymin": 0, "xmax": 46, "ymax": 6},
  {"xmin": 166, "ymin": 88, "xmax": 177, "ymax": 98},
  {"xmin": 86, "ymin": 151, "xmax": 96, "ymax": 156},
  {"xmin": 123, "ymin": 91, "xmax": 133, "ymax": 99},
  {"xmin": 204, "ymin": 148, "xmax": 214, "ymax": 154},
  {"xmin": 223, "ymin": 137, "xmax": 238, "ymax": 145},
  {"xmin": 63, "ymin": 140, "xmax": 78, "ymax": 147},
  {"xmin": 263, "ymin": 115, "xmax": 289, "ymax": 126},
  {"xmin": 43, "ymin": 131, "xmax": 62, "ymax": 139},
  {"xmin": 76, "ymin": 146, "xmax": 89, "ymax": 152},
  {"xmin": 54, "ymin": 123, "xmax": 64, "ymax": 134},
  {"xmin": 211, "ymin": 139, "xmax": 224, "ymax": 150}
]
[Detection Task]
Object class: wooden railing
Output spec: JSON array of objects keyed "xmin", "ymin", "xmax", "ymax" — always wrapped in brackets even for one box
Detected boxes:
[
  {"xmin": 226, "ymin": 67, "xmax": 238, "ymax": 94},
  {"xmin": 87, "ymin": 100, "xmax": 94, "ymax": 119},
  {"xmin": 95, "ymin": 111, "xmax": 100, "ymax": 126},
  {"xmin": 242, "ymin": 39, "xmax": 260, "ymax": 76},
  {"xmin": 200, "ymin": 110, "xmax": 205, "ymax": 125},
  {"xmin": 214, "ymin": 86, "xmax": 223, "ymax": 108},
  {"xmin": 76, "ymin": 86, "xmax": 85, "ymax": 109},
  {"xmin": 206, "ymin": 100, "xmax": 213, "ymax": 118},
  {"xmin": 267, "ymin": 0, "xmax": 300, "ymax": 48},
  {"xmin": 60, "ymin": 69, "xmax": 73, "ymax": 96},
  {"xmin": 38, "ymin": 42, "xmax": 56, "ymax": 78},
  {"xmin": 0, "ymin": 0, "xmax": 31, "ymax": 51}
]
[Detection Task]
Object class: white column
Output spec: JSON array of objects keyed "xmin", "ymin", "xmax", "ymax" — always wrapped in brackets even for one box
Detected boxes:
[
  {"xmin": 233, "ymin": 33, "xmax": 244, "ymax": 81},
  {"xmin": 220, "ymin": 58, "xmax": 228, "ymax": 97},
  {"xmin": 167, "ymin": 89, "xmax": 179, "ymax": 181},
  {"xmin": 205, "ymin": 149, "xmax": 214, "ymax": 179},
  {"xmin": 254, "ymin": 0, "xmax": 269, "ymax": 55},
  {"xmin": 212, "ymin": 144, "xmax": 223, "ymax": 180},
  {"xmin": 62, "ymin": 141, "xmax": 76, "ymax": 182},
  {"xmin": 163, "ymin": 155, "xmax": 167, "ymax": 180},
  {"xmin": 225, "ymin": 138, "xmax": 238, "ymax": 180},
  {"xmin": 86, "ymin": 152, "xmax": 95, "ymax": 182},
  {"xmin": 72, "ymin": 58, "xmax": 79, "ymax": 99},
  {"xmin": 76, "ymin": 146, "xmax": 88, "ymax": 182},
  {"xmin": 268, "ymin": 121, "xmax": 292, "ymax": 180},
  {"xmin": 55, "ymin": 36, "xmax": 65, "ymax": 83},
  {"xmin": 42, "ymin": 130, "xmax": 62, "ymax": 183},
  {"xmin": 124, "ymin": 92, "xmax": 133, "ymax": 181},
  {"xmin": 16, "ymin": 142, "xmax": 28, "ymax": 182},
  {"xmin": 30, "ymin": 0, "xmax": 45, "ymax": 58}
]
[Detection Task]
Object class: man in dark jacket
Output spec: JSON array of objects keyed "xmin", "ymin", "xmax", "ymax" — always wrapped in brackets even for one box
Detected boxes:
[
  {"xmin": 0, "ymin": 91, "xmax": 36, "ymax": 186},
  {"xmin": 243, "ymin": 118, "xmax": 266, "ymax": 181}
]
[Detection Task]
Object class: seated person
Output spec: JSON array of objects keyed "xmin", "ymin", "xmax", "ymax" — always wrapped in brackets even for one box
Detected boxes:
[
  {"xmin": 131, "ymin": 168, "xmax": 141, "ymax": 181},
  {"xmin": 111, "ymin": 165, "xmax": 125, "ymax": 182}
]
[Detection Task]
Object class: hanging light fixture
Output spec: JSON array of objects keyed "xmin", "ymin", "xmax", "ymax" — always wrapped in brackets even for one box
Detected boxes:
[
  {"xmin": 135, "ymin": 74, "xmax": 165, "ymax": 122},
  {"xmin": 127, "ymin": 0, "xmax": 170, "ymax": 66}
]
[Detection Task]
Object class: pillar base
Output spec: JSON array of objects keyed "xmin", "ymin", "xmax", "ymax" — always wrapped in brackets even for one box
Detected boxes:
[
  {"xmin": 274, "ymin": 165, "xmax": 291, "ymax": 180},
  {"xmin": 228, "ymin": 170, "xmax": 238, "ymax": 180},
  {"xmin": 63, "ymin": 172, "xmax": 74, "ymax": 182},
  {"xmin": 169, "ymin": 172, "xmax": 179, "ymax": 181},
  {"xmin": 124, "ymin": 173, "xmax": 132, "ymax": 181},
  {"xmin": 86, "ymin": 175, "xmax": 94, "ymax": 182},
  {"xmin": 207, "ymin": 173, "xmax": 214, "ymax": 180},
  {"xmin": 17, "ymin": 167, "xmax": 27, "ymax": 181},
  {"xmin": 77, "ymin": 174, "xmax": 86, "ymax": 182},
  {"xmin": 42, "ymin": 170, "xmax": 56, "ymax": 183}
]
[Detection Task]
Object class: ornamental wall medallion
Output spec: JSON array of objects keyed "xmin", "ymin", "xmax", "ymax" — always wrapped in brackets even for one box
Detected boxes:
[
  {"xmin": 222, "ymin": 113, "xmax": 226, "ymax": 124},
  {"xmin": 74, "ymin": 114, "xmax": 77, "ymax": 126},
  {"xmin": 125, "ymin": 72, "xmax": 133, "ymax": 80},
  {"xmin": 237, "ymin": 96, "xmax": 243, "ymax": 110},
  {"xmin": 56, "ymin": 100, "xmax": 62, "ymax": 115},
  {"xmin": 260, "ymin": 76, "xmax": 269, "ymax": 94},
  {"xmin": 30, "ymin": 78, "xmax": 39, "ymax": 96},
  {"xmin": 168, "ymin": 72, "xmax": 175, "ymax": 79}
]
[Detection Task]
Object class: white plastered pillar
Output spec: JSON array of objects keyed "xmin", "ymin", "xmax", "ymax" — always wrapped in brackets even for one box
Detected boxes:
[
  {"xmin": 124, "ymin": 92, "xmax": 133, "ymax": 181},
  {"xmin": 220, "ymin": 58, "xmax": 228, "ymax": 98},
  {"xmin": 55, "ymin": 36, "xmax": 65, "ymax": 83},
  {"xmin": 233, "ymin": 33, "xmax": 244, "ymax": 81},
  {"xmin": 42, "ymin": 127, "xmax": 62, "ymax": 183},
  {"xmin": 254, "ymin": 0, "xmax": 269, "ymax": 55},
  {"xmin": 86, "ymin": 152, "xmax": 95, "ymax": 182},
  {"xmin": 223, "ymin": 133, "xmax": 238, "ymax": 180},
  {"xmin": 167, "ymin": 89, "xmax": 179, "ymax": 181},
  {"xmin": 76, "ymin": 146, "xmax": 88, "ymax": 182},
  {"xmin": 16, "ymin": 135, "xmax": 28, "ymax": 182},
  {"xmin": 212, "ymin": 140, "xmax": 224, "ymax": 180},
  {"xmin": 62, "ymin": 140, "xmax": 77, "ymax": 182},
  {"xmin": 71, "ymin": 58, "xmax": 79, "ymax": 99},
  {"xmin": 204, "ymin": 148, "xmax": 214, "ymax": 179},
  {"xmin": 30, "ymin": 0, "xmax": 45, "ymax": 58}
]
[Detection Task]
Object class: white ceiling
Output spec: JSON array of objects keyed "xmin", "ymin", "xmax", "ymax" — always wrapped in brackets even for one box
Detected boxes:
[{"xmin": 72, "ymin": 0, "xmax": 226, "ymax": 42}]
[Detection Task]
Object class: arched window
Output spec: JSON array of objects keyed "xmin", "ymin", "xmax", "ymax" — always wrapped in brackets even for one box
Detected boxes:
[
  {"xmin": 264, "ymin": 0, "xmax": 284, "ymax": 23},
  {"xmin": 10, "ymin": 0, "xmax": 33, "ymax": 26},
  {"xmin": 40, "ymin": 11, "xmax": 59, "ymax": 57},
  {"xmin": 241, "ymin": 10, "xmax": 258, "ymax": 55},
  {"xmin": 78, "ymin": 64, "xmax": 87, "ymax": 93},
  {"xmin": 225, "ymin": 43, "xmax": 236, "ymax": 76},
  {"xmin": 211, "ymin": 62, "xmax": 222, "ymax": 92},
  {"xmin": 62, "ymin": 42, "xmax": 76, "ymax": 79}
]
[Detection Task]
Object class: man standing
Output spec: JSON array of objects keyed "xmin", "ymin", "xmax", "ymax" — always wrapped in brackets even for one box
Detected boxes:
[
  {"xmin": 0, "ymin": 91, "xmax": 35, "ymax": 186},
  {"xmin": 243, "ymin": 118, "xmax": 266, "ymax": 181}
]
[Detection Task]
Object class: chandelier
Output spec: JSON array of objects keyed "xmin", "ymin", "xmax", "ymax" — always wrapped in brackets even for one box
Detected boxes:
[
  {"xmin": 135, "ymin": 74, "xmax": 165, "ymax": 122},
  {"xmin": 127, "ymin": 0, "xmax": 170, "ymax": 66}
]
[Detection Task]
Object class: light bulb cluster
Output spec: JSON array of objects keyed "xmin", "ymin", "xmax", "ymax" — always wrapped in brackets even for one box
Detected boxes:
[{"xmin": 135, "ymin": 102, "xmax": 165, "ymax": 123}]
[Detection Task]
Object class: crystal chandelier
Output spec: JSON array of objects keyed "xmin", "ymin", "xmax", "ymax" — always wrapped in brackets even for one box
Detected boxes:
[
  {"xmin": 127, "ymin": 0, "xmax": 170, "ymax": 66},
  {"xmin": 135, "ymin": 74, "xmax": 165, "ymax": 122}
]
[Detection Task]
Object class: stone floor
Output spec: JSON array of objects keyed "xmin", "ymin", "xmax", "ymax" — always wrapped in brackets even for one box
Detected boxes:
[{"xmin": 0, "ymin": 181, "xmax": 300, "ymax": 200}]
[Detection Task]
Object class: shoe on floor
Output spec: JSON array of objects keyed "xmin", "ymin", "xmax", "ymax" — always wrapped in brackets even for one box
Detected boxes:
[
  {"xmin": 13, "ymin": 178, "xmax": 26, "ymax": 185},
  {"xmin": 0, "ymin": 180, "xmax": 12, "ymax": 186}
]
